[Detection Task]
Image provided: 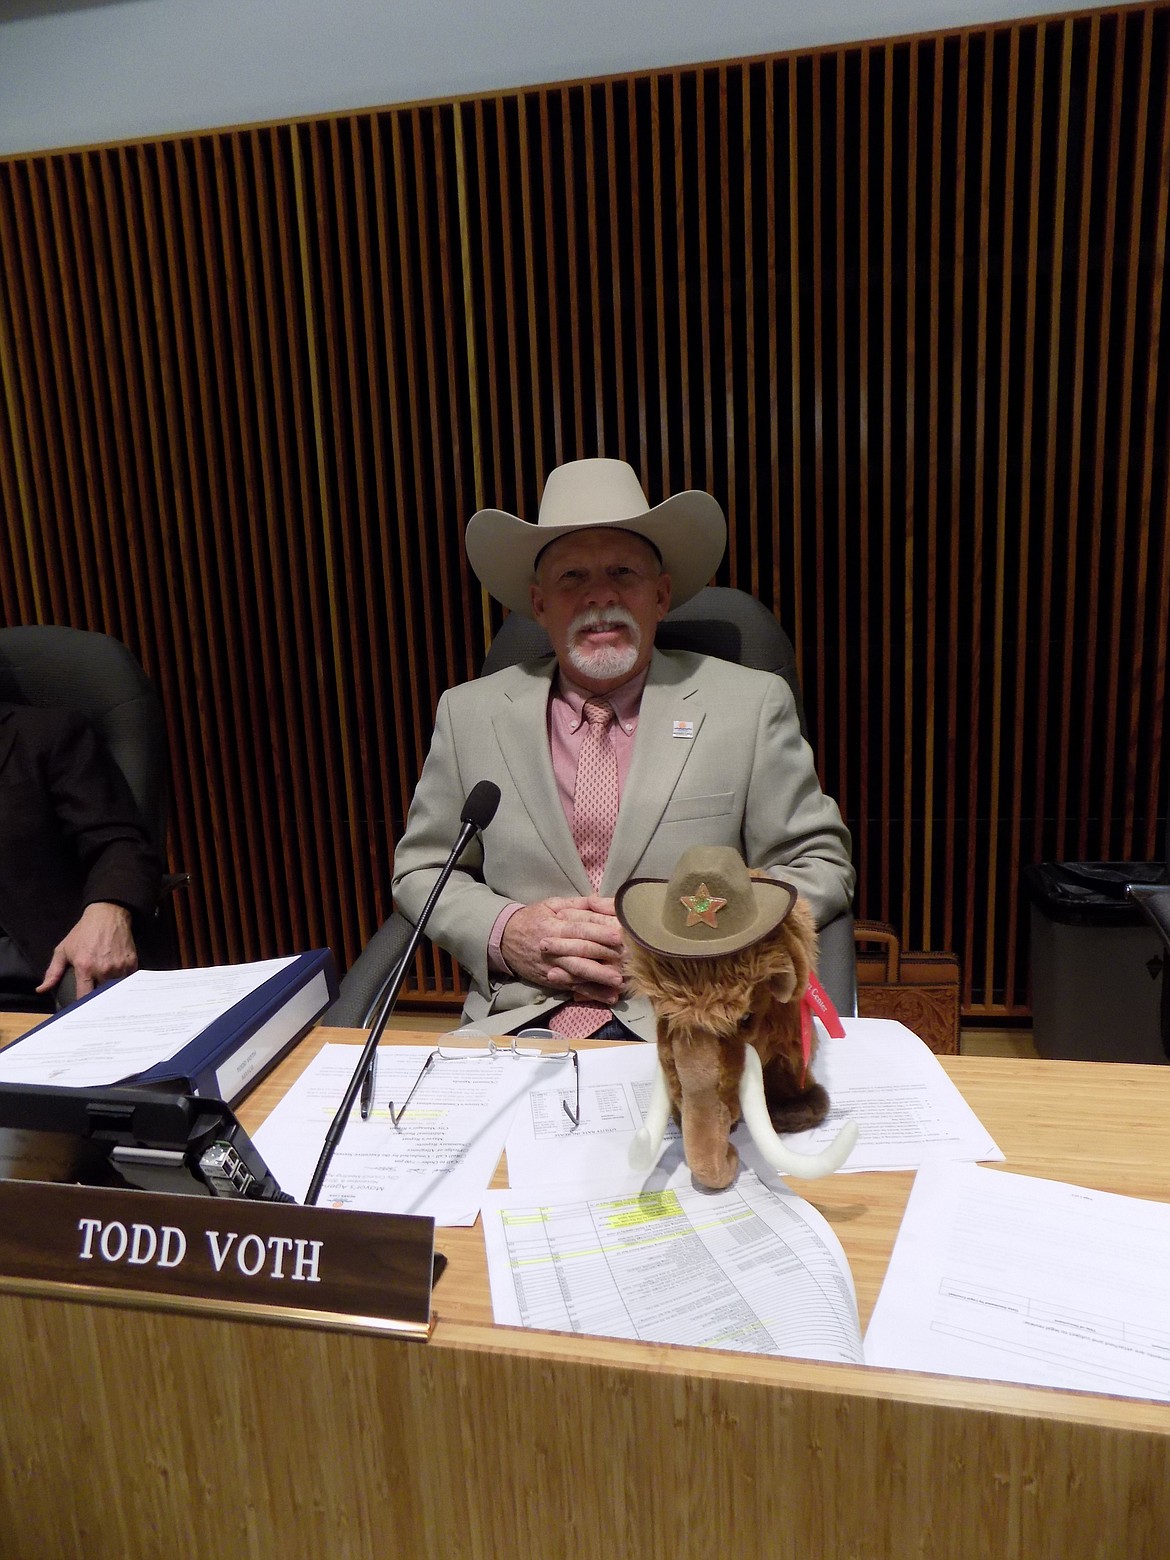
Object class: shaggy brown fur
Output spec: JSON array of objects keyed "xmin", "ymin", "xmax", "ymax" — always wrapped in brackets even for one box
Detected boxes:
[{"xmin": 625, "ymin": 892, "xmax": 829, "ymax": 1189}]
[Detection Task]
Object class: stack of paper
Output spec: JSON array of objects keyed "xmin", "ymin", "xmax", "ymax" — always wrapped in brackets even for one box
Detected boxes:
[
  {"xmin": 503, "ymin": 1018, "xmax": 1003, "ymax": 1187},
  {"xmin": 252, "ymin": 1041, "xmax": 576, "ymax": 1225},
  {"xmin": 0, "ymin": 954, "xmax": 334, "ymax": 1103},
  {"xmin": 475, "ymin": 1019, "xmax": 1010, "ymax": 1366},
  {"xmin": 203, "ymin": 1013, "xmax": 1170, "ymax": 1398},
  {"xmin": 482, "ymin": 1167, "xmax": 865, "ymax": 1363},
  {"xmin": 865, "ymin": 1162, "xmax": 1170, "ymax": 1402}
]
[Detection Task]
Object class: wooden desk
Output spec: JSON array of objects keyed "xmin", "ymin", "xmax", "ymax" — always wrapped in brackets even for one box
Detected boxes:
[
  {"xmin": 1, "ymin": 1026, "xmax": 1168, "ymax": 1559},
  {"xmin": 0, "ymin": 1009, "xmax": 40, "ymax": 1049}
]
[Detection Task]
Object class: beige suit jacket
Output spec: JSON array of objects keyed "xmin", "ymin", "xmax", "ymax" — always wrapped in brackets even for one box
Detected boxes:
[{"xmin": 391, "ymin": 648, "xmax": 854, "ymax": 1040}]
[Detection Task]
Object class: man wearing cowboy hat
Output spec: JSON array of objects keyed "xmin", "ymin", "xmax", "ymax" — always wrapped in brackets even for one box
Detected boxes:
[{"xmin": 392, "ymin": 457, "xmax": 853, "ymax": 1040}]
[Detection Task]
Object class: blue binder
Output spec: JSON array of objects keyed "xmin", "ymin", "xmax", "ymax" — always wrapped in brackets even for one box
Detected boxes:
[
  {"xmin": 18, "ymin": 950, "xmax": 338, "ymax": 1106},
  {"xmin": 135, "ymin": 949, "xmax": 338, "ymax": 1103}
]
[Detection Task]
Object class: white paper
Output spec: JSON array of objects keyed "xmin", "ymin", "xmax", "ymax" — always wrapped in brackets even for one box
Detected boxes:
[
  {"xmin": 0, "ymin": 958, "xmax": 298, "ymax": 1086},
  {"xmin": 504, "ymin": 1044, "xmax": 679, "ymax": 1187},
  {"xmin": 482, "ymin": 1166, "xmax": 863, "ymax": 1363},
  {"xmin": 252, "ymin": 1042, "xmax": 573, "ymax": 1225},
  {"xmin": 780, "ymin": 1018, "xmax": 1003, "ymax": 1170},
  {"xmin": 865, "ymin": 1162, "xmax": 1170, "ymax": 1401},
  {"xmin": 504, "ymin": 1018, "xmax": 1001, "ymax": 1187}
]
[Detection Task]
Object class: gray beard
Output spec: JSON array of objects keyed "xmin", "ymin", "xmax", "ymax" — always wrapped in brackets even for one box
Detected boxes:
[
  {"xmin": 567, "ymin": 640, "xmax": 640, "ymax": 681},
  {"xmin": 566, "ymin": 606, "xmax": 642, "ymax": 681}
]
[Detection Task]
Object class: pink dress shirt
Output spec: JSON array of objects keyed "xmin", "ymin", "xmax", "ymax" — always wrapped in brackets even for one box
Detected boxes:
[{"xmin": 487, "ymin": 666, "xmax": 649, "ymax": 976}]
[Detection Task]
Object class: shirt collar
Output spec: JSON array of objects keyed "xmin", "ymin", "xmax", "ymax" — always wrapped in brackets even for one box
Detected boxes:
[{"xmin": 555, "ymin": 664, "xmax": 650, "ymax": 732}]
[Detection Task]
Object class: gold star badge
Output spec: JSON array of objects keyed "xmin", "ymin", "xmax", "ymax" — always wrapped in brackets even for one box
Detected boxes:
[{"xmin": 680, "ymin": 884, "xmax": 728, "ymax": 928}]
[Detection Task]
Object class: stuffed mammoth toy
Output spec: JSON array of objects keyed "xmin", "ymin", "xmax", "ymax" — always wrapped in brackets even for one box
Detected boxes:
[{"xmin": 616, "ymin": 845, "xmax": 857, "ymax": 1191}]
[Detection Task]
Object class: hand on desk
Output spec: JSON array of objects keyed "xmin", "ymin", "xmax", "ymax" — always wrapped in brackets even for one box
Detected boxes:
[{"xmin": 501, "ymin": 895, "xmax": 627, "ymax": 1004}]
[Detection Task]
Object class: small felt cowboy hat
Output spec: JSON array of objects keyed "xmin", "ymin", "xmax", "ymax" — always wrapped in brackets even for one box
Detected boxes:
[
  {"xmin": 616, "ymin": 845, "xmax": 798, "ymax": 960},
  {"xmin": 465, "ymin": 457, "xmax": 726, "ymax": 617}
]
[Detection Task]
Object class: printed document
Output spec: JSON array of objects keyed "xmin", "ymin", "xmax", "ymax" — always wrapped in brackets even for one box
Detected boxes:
[
  {"xmin": 482, "ymin": 1166, "xmax": 863, "ymax": 1362},
  {"xmin": 0, "ymin": 958, "xmax": 298, "ymax": 1087},
  {"xmin": 504, "ymin": 1019, "xmax": 1001, "ymax": 1188},
  {"xmin": 779, "ymin": 1018, "xmax": 1004, "ymax": 1170},
  {"xmin": 504, "ymin": 1044, "xmax": 680, "ymax": 1187},
  {"xmin": 252, "ymin": 1042, "xmax": 573, "ymax": 1224},
  {"xmin": 865, "ymin": 1162, "xmax": 1170, "ymax": 1401}
]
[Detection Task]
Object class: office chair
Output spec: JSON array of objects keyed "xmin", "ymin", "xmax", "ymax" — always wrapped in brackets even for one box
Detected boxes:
[
  {"xmin": 0, "ymin": 624, "xmax": 186, "ymax": 966},
  {"xmin": 329, "ymin": 587, "xmax": 857, "ymax": 1025},
  {"xmin": 1129, "ymin": 884, "xmax": 1170, "ymax": 1060},
  {"xmin": 326, "ymin": 912, "xmax": 416, "ymax": 1028}
]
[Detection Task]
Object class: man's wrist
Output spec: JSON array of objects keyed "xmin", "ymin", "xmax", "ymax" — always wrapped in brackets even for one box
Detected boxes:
[
  {"xmin": 83, "ymin": 901, "xmax": 134, "ymax": 925},
  {"xmin": 488, "ymin": 902, "xmax": 524, "ymax": 978}
]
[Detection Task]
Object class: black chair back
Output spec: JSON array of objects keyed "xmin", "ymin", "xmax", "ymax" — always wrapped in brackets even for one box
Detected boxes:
[
  {"xmin": 0, "ymin": 625, "xmax": 168, "ymax": 850},
  {"xmin": 481, "ymin": 586, "xmax": 808, "ymax": 738},
  {"xmin": 1128, "ymin": 886, "xmax": 1170, "ymax": 1060}
]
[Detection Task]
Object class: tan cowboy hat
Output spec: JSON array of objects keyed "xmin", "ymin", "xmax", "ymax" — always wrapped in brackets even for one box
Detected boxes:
[
  {"xmin": 465, "ymin": 457, "xmax": 726, "ymax": 617},
  {"xmin": 616, "ymin": 845, "xmax": 798, "ymax": 960}
]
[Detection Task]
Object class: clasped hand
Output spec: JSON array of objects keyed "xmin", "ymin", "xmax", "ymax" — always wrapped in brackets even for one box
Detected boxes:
[{"xmin": 501, "ymin": 895, "xmax": 626, "ymax": 1003}]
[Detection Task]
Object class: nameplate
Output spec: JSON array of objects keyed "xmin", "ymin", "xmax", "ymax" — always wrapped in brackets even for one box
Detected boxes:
[{"xmin": 0, "ymin": 1180, "xmax": 435, "ymax": 1338}]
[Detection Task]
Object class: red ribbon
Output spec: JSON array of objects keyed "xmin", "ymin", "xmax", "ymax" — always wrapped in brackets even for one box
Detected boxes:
[{"xmin": 799, "ymin": 971, "xmax": 845, "ymax": 1088}]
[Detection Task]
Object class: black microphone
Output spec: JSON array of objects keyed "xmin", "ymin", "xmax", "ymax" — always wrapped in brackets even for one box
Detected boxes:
[
  {"xmin": 304, "ymin": 781, "xmax": 501, "ymax": 1205},
  {"xmin": 460, "ymin": 779, "xmax": 502, "ymax": 833}
]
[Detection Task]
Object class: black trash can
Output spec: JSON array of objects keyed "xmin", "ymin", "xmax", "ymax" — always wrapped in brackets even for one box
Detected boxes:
[{"xmin": 1023, "ymin": 862, "xmax": 1168, "ymax": 1064}]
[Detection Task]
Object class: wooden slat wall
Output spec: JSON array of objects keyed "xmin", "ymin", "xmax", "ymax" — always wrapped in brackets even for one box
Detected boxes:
[{"xmin": 1, "ymin": 4, "xmax": 1167, "ymax": 1016}]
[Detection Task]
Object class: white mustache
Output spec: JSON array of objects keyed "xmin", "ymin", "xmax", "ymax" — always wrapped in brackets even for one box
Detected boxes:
[{"xmin": 568, "ymin": 606, "xmax": 641, "ymax": 642}]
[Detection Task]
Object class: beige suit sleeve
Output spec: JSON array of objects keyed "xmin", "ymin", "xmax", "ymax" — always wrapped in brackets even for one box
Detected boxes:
[
  {"xmin": 742, "ymin": 673, "xmax": 855, "ymax": 926},
  {"xmin": 390, "ymin": 691, "xmax": 512, "ymax": 994}
]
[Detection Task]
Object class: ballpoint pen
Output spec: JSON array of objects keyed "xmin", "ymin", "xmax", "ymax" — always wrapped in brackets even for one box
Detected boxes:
[{"xmin": 359, "ymin": 1052, "xmax": 377, "ymax": 1120}]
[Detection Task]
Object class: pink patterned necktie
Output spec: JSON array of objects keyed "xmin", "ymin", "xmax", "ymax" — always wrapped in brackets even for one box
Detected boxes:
[{"xmin": 549, "ymin": 697, "xmax": 619, "ymax": 1039}]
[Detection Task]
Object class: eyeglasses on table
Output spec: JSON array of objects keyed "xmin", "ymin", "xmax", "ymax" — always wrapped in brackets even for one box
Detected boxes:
[{"xmin": 386, "ymin": 1031, "xmax": 580, "ymax": 1130}]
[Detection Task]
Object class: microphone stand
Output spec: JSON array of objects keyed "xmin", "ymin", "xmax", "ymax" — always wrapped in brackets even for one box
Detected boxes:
[{"xmin": 304, "ymin": 801, "xmax": 494, "ymax": 1206}]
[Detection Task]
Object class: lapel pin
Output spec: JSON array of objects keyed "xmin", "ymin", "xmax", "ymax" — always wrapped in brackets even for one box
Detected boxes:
[{"xmin": 671, "ymin": 720, "xmax": 694, "ymax": 740}]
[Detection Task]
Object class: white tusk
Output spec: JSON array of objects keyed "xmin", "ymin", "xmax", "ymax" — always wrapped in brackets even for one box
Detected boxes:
[
  {"xmin": 629, "ymin": 1055, "xmax": 673, "ymax": 1171},
  {"xmin": 737, "ymin": 1045, "xmax": 857, "ymax": 1180}
]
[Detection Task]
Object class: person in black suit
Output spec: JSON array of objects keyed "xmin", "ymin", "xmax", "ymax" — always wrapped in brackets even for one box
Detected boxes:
[{"xmin": 0, "ymin": 701, "xmax": 163, "ymax": 1011}]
